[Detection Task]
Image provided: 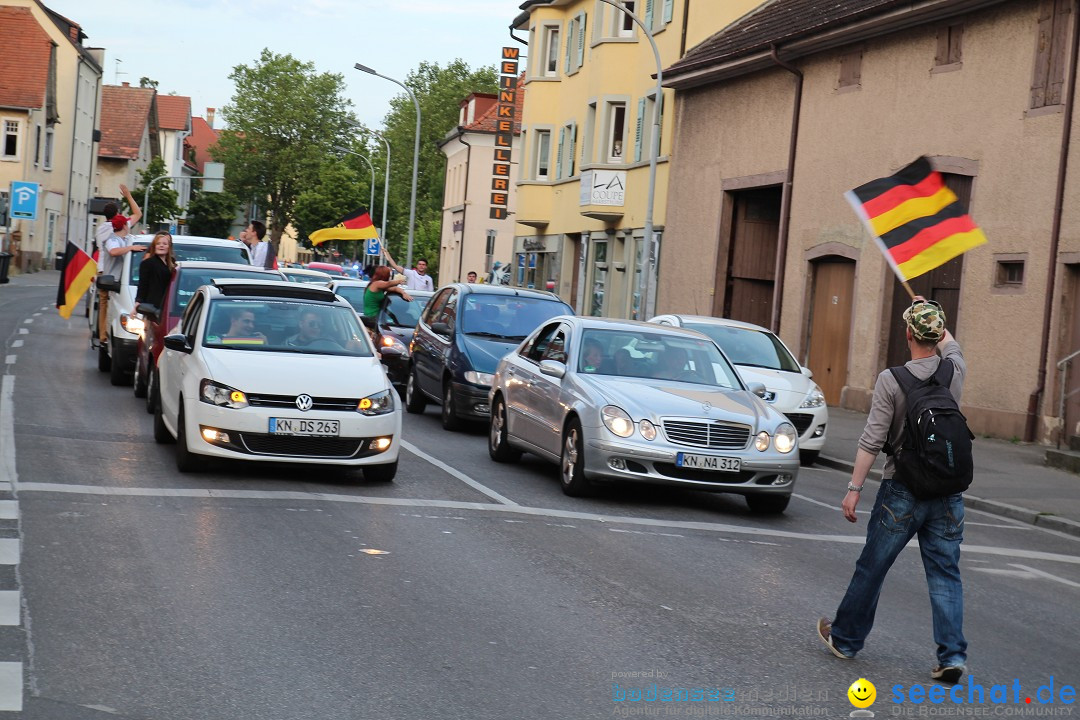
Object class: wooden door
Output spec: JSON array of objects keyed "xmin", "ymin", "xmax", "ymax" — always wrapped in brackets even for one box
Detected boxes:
[
  {"xmin": 807, "ymin": 259, "xmax": 855, "ymax": 405},
  {"xmin": 1065, "ymin": 265, "xmax": 1080, "ymax": 440},
  {"xmin": 724, "ymin": 188, "xmax": 781, "ymax": 328}
]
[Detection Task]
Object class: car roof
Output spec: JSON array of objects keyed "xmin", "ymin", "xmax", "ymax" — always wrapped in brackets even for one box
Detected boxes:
[
  {"xmin": 282, "ymin": 268, "xmax": 334, "ymax": 277},
  {"xmin": 565, "ymin": 316, "xmax": 714, "ymax": 339},
  {"xmin": 175, "ymin": 260, "xmax": 277, "ymax": 272},
  {"xmin": 449, "ymin": 283, "xmax": 566, "ymax": 301},
  {"xmin": 208, "ymin": 279, "xmax": 342, "ymax": 302},
  {"xmin": 328, "ymin": 278, "xmax": 369, "ymax": 287},
  {"xmin": 397, "ymin": 289, "xmax": 434, "ymax": 298},
  {"xmin": 656, "ymin": 314, "xmax": 772, "ymax": 333},
  {"xmin": 130, "ymin": 235, "xmax": 245, "ymax": 248}
]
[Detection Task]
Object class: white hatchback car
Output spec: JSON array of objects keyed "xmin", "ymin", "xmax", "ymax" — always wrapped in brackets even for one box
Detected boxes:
[
  {"xmin": 648, "ymin": 314, "xmax": 828, "ymax": 465},
  {"xmin": 154, "ymin": 280, "xmax": 401, "ymax": 479}
]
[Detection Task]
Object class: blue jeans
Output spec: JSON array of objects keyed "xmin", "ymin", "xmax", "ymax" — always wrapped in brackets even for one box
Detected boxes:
[{"xmin": 831, "ymin": 477, "xmax": 967, "ymax": 668}]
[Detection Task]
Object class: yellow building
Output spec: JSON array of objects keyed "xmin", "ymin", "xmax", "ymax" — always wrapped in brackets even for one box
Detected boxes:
[{"xmin": 511, "ymin": 0, "xmax": 762, "ymax": 318}]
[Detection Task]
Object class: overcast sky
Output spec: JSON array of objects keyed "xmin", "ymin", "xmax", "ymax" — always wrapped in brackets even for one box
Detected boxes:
[{"xmin": 46, "ymin": 0, "xmax": 517, "ymax": 129}]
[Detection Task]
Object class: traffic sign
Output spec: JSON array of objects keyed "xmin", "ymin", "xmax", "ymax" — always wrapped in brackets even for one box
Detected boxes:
[
  {"xmin": 10, "ymin": 182, "xmax": 39, "ymax": 220},
  {"xmin": 365, "ymin": 237, "xmax": 381, "ymax": 256}
]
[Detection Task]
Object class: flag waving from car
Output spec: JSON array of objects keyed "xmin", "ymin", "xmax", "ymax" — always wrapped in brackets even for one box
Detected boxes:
[
  {"xmin": 845, "ymin": 156, "xmax": 986, "ymax": 283},
  {"xmin": 308, "ymin": 207, "xmax": 379, "ymax": 246},
  {"xmin": 55, "ymin": 241, "xmax": 97, "ymax": 319}
]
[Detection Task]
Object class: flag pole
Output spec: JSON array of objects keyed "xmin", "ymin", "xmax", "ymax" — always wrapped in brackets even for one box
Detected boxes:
[{"xmin": 901, "ymin": 281, "xmax": 916, "ymax": 301}]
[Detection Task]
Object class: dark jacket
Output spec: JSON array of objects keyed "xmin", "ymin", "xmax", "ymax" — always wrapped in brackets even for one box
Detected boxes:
[{"xmin": 136, "ymin": 255, "xmax": 172, "ymax": 309}]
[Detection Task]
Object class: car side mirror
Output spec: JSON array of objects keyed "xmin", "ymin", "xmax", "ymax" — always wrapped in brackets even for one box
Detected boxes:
[
  {"xmin": 136, "ymin": 303, "xmax": 160, "ymax": 322},
  {"xmin": 431, "ymin": 321, "xmax": 451, "ymax": 336},
  {"xmin": 801, "ymin": 366, "xmax": 813, "ymax": 378},
  {"xmin": 539, "ymin": 359, "xmax": 566, "ymax": 379},
  {"xmin": 163, "ymin": 333, "xmax": 193, "ymax": 354},
  {"xmin": 379, "ymin": 346, "xmax": 404, "ymax": 358},
  {"xmin": 96, "ymin": 275, "xmax": 120, "ymax": 293},
  {"xmin": 747, "ymin": 382, "xmax": 768, "ymax": 398}
]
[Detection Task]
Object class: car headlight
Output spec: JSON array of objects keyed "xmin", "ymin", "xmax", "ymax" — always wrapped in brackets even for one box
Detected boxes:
[
  {"xmin": 800, "ymin": 384, "xmax": 826, "ymax": 409},
  {"xmin": 120, "ymin": 313, "xmax": 145, "ymax": 334},
  {"xmin": 754, "ymin": 431, "xmax": 770, "ymax": 452},
  {"xmin": 464, "ymin": 371, "xmax": 494, "ymax": 386},
  {"xmin": 602, "ymin": 405, "xmax": 634, "ymax": 438},
  {"xmin": 639, "ymin": 419, "xmax": 657, "ymax": 441},
  {"xmin": 380, "ymin": 335, "xmax": 409, "ymax": 355},
  {"xmin": 358, "ymin": 389, "xmax": 395, "ymax": 415},
  {"xmin": 774, "ymin": 423, "xmax": 797, "ymax": 453},
  {"xmin": 199, "ymin": 379, "xmax": 248, "ymax": 409}
]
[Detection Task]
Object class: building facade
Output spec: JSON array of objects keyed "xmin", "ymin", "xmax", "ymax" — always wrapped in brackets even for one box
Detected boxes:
[
  {"xmin": 96, "ymin": 82, "xmax": 159, "ymax": 226},
  {"xmin": 660, "ymin": 0, "xmax": 1080, "ymax": 443},
  {"xmin": 156, "ymin": 94, "xmax": 196, "ymax": 231},
  {"xmin": 511, "ymin": 0, "xmax": 762, "ymax": 318}
]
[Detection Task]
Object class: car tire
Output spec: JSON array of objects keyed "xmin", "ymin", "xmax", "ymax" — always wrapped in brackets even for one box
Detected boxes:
[
  {"xmin": 97, "ymin": 340, "xmax": 111, "ymax": 372},
  {"xmin": 363, "ymin": 461, "xmax": 397, "ymax": 483},
  {"xmin": 441, "ymin": 381, "xmax": 463, "ymax": 431},
  {"xmin": 153, "ymin": 392, "xmax": 174, "ymax": 444},
  {"xmin": 799, "ymin": 449, "xmax": 820, "ymax": 466},
  {"xmin": 174, "ymin": 406, "xmax": 206, "ymax": 472},
  {"xmin": 133, "ymin": 352, "xmax": 148, "ymax": 398},
  {"xmin": 488, "ymin": 395, "xmax": 521, "ymax": 463},
  {"xmin": 560, "ymin": 418, "xmax": 593, "ymax": 497},
  {"xmin": 146, "ymin": 368, "xmax": 158, "ymax": 414},
  {"xmin": 746, "ymin": 493, "xmax": 790, "ymax": 514},
  {"xmin": 109, "ymin": 337, "xmax": 130, "ymax": 387},
  {"xmin": 405, "ymin": 368, "xmax": 426, "ymax": 414}
]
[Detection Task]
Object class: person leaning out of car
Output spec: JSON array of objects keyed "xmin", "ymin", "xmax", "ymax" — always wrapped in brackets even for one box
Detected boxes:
[
  {"xmin": 135, "ymin": 231, "xmax": 176, "ymax": 311},
  {"xmin": 361, "ymin": 266, "xmax": 411, "ymax": 330}
]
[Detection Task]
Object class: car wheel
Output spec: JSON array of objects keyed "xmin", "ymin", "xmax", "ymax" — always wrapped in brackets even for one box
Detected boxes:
[
  {"xmin": 799, "ymin": 449, "xmax": 820, "ymax": 466},
  {"xmin": 153, "ymin": 391, "xmax": 174, "ymax": 444},
  {"xmin": 363, "ymin": 461, "xmax": 397, "ymax": 483},
  {"xmin": 488, "ymin": 395, "xmax": 521, "ymax": 463},
  {"xmin": 109, "ymin": 337, "xmax": 130, "ymax": 387},
  {"xmin": 174, "ymin": 406, "xmax": 206, "ymax": 472},
  {"xmin": 146, "ymin": 368, "xmax": 158, "ymax": 414},
  {"xmin": 404, "ymin": 367, "xmax": 426, "ymax": 414},
  {"xmin": 133, "ymin": 352, "xmax": 148, "ymax": 398},
  {"xmin": 97, "ymin": 340, "xmax": 111, "ymax": 372},
  {"xmin": 441, "ymin": 381, "xmax": 463, "ymax": 431},
  {"xmin": 746, "ymin": 493, "xmax": 790, "ymax": 514},
  {"xmin": 560, "ymin": 418, "xmax": 593, "ymax": 497}
]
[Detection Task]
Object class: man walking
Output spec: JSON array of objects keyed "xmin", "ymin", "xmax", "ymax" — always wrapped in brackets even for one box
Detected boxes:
[
  {"xmin": 817, "ymin": 298, "xmax": 968, "ymax": 684},
  {"xmin": 381, "ymin": 247, "xmax": 433, "ymax": 291}
]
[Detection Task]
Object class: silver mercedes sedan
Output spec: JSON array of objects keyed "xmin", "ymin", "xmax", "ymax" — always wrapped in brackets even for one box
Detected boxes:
[{"xmin": 487, "ymin": 317, "xmax": 801, "ymax": 513}]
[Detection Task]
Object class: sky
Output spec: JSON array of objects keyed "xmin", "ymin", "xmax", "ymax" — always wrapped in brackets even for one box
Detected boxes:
[{"xmin": 45, "ymin": 0, "xmax": 521, "ymax": 129}]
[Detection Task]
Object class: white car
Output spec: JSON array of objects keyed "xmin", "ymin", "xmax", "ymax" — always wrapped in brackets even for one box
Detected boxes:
[
  {"xmin": 281, "ymin": 268, "xmax": 334, "ymax": 285},
  {"xmin": 153, "ymin": 279, "xmax": 401, "ymax": 480},
  {"xmin": 648, "ymin": 314, "xmax": 828, "ymax": 465}
]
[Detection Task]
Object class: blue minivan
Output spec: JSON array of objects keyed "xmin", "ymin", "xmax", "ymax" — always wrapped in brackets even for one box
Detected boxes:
[{"xmin": 406, "ymin": 284, "xmax": 573, "ymax": 430}]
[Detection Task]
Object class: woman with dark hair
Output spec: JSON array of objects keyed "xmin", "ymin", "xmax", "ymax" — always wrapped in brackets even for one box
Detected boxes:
[
  {"xmin": 135, "ymin": 231, "xmax": 176, "ymax": 309},
  {"xmin": 361, "ymin": 266, "xmax": 411, "ymax": 329}
]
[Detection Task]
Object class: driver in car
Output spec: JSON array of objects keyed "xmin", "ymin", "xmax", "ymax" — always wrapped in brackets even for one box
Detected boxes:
[{"xmin": 286, "ymin": 310, "xmax": 337, "ymax": 348}]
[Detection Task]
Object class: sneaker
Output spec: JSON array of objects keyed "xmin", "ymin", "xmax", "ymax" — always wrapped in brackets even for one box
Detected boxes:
[
  {"xmin": 931, "ymin": 665, "xmax": 964, "ymax": 684},
  {"xmin": 817, "ymin": 617, "xmax": 854, "ymax": 659}
]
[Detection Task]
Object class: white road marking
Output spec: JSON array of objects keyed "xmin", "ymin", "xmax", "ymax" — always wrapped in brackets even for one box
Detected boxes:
[
  {"xmin": 0, "ymin": 377, "xmax": 14, "ymax": 489},
  {"xmin": 1009, "ymin": 563, "xmax": 1080, "ymax": 589},
  {"xmin": 793, "ymin": 493, "xmax": 869, "ymax": 514},
  {"xmin": 21, "ymin": 319, "xmax": 31, "ymax": 324},
  {"xmin": 17, "ymin": 329, "xmax": 27, "ymax": 335},
  {"xmin": 971, "ymin": 568, "xmax": 1037, "ymax": 580},
  {"xmin": 400, "ymin": 439, "xmax": 517, "ymax": 505},
  {"xmin": 10, "ymin": 341, "xmax": 22, "ymax": 349},
  {"xmin": 0, "ymin": 662, "xmax": 21, "ymax": 711},
  {"xmin": 0, "ymin": 592, "xmax": 19, "ymax": 625},
  {"xmin": 0, "ymin": 540, "xmax": 19, "ymax": 565},
  {"xmin": 0, "ymin": 501, "xmax": 17, "ymax": 520},
  {"xmin": 4, "ymin": 356, "xmax": 14, "ymax": 365},
  {"xmin": 31, "ymin": 313, "xmax": 40, "ymax": 317},
  {"xmin": 14, "ymin": 481, "xmax": 1080, "ymax": 566}
]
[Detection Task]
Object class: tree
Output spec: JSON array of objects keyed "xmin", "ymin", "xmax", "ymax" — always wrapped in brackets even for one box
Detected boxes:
[
  {"xmin": 212, "ymin": 49, "xmax": 352, "ymax": 250},
  {"xmin": 128, "ymin": 156, "xmax": 179, "ymax": 230},
  {"xmin": 186, "ymin": 183, "xmax": 239, "ymax": 238},
  {"xmin": 139, "ymin": 77, "xmax": 158, "ymax": 90},
  {"xmin": 292, "ymin": 158, "xmax": 365, "ymax": 256}
]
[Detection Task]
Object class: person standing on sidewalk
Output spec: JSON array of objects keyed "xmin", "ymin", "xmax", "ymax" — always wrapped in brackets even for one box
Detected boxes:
[{"xmin": 817, "ymin": 298, "xmax": 968, "ymax": 685}]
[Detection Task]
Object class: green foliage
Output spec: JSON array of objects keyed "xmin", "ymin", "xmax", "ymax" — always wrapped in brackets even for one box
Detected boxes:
[
  {"xmin": 186, "ymin": 183, "xmax": 240, "ymax": 238},
  {"xmin": 128, "ymin": 156, "xmax": 179, "ymax": 229},
  {"xmin": 293, "ymin": 159, "xmax": 363, "ymax": 243},
  {"xmin": 212, "ymin": 49, "xmax": 352, "ymax": 244},
  {"xmin": 139, "ymin": 76, "xmax": 158, "ymax": 89}
]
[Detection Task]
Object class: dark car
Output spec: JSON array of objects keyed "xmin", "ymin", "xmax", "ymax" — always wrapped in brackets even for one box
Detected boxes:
[
  {"xmin": 405, "ymin": 284, "xmax": 573, "ymax": 430},
  {"xmin": 371, "ymin": 290, "xmax": 433, "ymax": 395},
  {"xmin": 133, "ymin": 261, "xmax": 285, "ymax": 412}
]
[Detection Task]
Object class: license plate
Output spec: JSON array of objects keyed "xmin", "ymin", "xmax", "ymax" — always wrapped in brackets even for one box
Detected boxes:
[
  {"xmin": 269, "ymin": 418, "xmax": 340, "ymax": 436},
  {"xmin": 676, "ymin": 453, "xmax": 741, "ymax": 472}
]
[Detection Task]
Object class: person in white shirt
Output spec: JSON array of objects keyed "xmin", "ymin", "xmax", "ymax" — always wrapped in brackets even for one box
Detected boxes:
[
  {"xmin": 382, "ymin": 247, "xmax": 434, "ymax": 291},
  {"xmin": 242, "ymin": 220, "xmax": 274, "ymax": 268},
  {"xmin": 95, "ymin": 185, "xmax": 142, "ymax": 343},
  {"xmin": 94, "ymin": 185, "xmax": 142, "ymax": 259}
]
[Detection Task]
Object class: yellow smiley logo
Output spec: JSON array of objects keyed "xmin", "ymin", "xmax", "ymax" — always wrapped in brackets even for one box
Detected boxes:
[{"xmin": 847, "ymin": 678, "xmax": 876, "ymax": 708}]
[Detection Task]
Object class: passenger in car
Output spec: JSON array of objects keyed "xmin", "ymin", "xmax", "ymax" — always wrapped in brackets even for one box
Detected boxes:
[
  {"xmin": 222, "ymin": 308, "xmax": 267, "ymax": 344},
  {"xmin": 581, "ymin": 339, "xmax": 605, "ymax": 373}
]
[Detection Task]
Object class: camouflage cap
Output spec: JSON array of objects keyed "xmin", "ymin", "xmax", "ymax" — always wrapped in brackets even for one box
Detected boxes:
[{"xmin": 903, "ymin": 300, "xmax": 946, "ymax": 342}]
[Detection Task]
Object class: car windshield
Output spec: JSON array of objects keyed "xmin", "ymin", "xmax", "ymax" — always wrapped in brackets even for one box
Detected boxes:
[
  {"xmin": 202, "ymin": 299, "xmax": 373, "ymax": 356},
  {"xmin": 333, "ymin": 285, "xmax": 368, "ymax": 313},
  {"xmin": 169, "ymin": 268, "xmax": 283, "ymax": 315},
  {"xmin": 686, "ymin": 323, "xmax": 800, "ymax": 372},
  {"xmin": 578, "ymin": 329, "xmax": 743, "ymax": 389},
  {"xmin": 130, "ymin": 243, "xmax": 250, "ymax": 284},
  {"xmin": 461, "ymin": 294, "xmax": 568, "ymax": 340},
  {"xmin": 384, "ymin": 293, "xmax": 430, "ymax": 327}
]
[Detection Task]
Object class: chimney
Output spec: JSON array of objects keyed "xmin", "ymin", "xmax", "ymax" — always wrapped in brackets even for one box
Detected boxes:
[
  {"xmin": 206, "ymin": 108, "xmax": 216, "ymax": 129},
  {"xmin": 122, "ymin": 81, "xmax": 130, "ymax": 87}
]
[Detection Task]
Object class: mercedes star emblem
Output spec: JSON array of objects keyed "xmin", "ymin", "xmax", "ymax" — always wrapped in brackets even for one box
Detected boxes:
[
  {"xmin": 702, "ymin": 401, "xmax": 712, "ymax": 413},
  {"xmin": 295, "ymin": 394, "xmax": 313, "ymax": 412}
]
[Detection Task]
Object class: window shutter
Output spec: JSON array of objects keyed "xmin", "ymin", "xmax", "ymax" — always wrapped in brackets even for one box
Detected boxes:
[
  {"xmin": 644, "ymin": 0, "xmax": 654, "ymax": 31},
  {"xmin": 577, "ymin": 12, "xmax": 587, "ymax": 67},
  {"xmin": 657, "ymin": 91, "xmax": 665, "ymax": 153},
  {"xmin": 662, "ymin": 0, "xmax": 673, "ymax": 24},
  {"xmin": 634, "ymin": 97, "xmax": 646, "ymax": 163},
  {"xmin": 564, "ymin": 19, "xmax": 574, "ymax": 73},
  {"xmin": 556, "ymin": 127, "xmax": 566, "ymax": 180},
  {"xmin": 567, "ymin": 124, "xmax": 577, "ymax": 176}
]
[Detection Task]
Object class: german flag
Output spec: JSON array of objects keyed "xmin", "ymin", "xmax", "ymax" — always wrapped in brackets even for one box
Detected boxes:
[
  {"xmin": 55, "ymin": 241, "xmax": 97, "ymax": 319},
  {"xmin": 308, "ymin": 207, "xmax": 379, "ymax": 246},
  {"xmin": 845, "ymin": 156, "xmax": 986, "ymax": 281}
]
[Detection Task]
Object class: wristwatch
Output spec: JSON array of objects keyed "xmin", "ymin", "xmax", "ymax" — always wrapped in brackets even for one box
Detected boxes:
[{"xmin": 847, "ymin": 482, "xmax": 864, "ymax": 493}]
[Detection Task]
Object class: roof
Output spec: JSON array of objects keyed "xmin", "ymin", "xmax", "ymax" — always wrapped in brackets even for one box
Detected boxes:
[
  {"xmin": 189, "ymin": 116, "xmax": 219, "ymax": 173},
  {"xmin": 664, "ymin": 0, "xmax": 1009, "ymax": 88},
  {"xmin": 0, "ymin": 6, "xmax": 53, "ymax": 110},
  {"xmin": 454, "ymin": 283, "xmax": 564, "ymax": 301},
  {"xmin": 39, "ymin": 2, "xmax": 101, "ymax": 72},
  {"xmin": 464, "ymin": 75, "xmax": 525, "ymax": 133},
  {"xmin": 99, "ymin": 84, "xmax": 156, "ymax": 159},
  {"xmin": 156, "ymin": 94, "xmax": 191, "ymax": 131}
]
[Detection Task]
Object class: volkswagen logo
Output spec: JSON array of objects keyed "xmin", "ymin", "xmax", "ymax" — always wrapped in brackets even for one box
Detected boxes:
[
  {"xmin": 295, "ymin": 394, "xmax": 313, "ymax": 412},
  {"xmin": 702, "ymin": 401, "xmax": 712, "ymax": 413}
]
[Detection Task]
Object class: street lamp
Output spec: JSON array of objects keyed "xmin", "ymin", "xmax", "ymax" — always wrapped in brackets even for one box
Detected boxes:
[
  {"xmin": 595, "ymin": 0, "xmax": 663, "ymax": 318},
  {"xmin": 354, "ymin": 62, "xmax": 421, "ymax": 268},
  {"xmin": 334, "ymin": 146, "xmax": 376, "ymax": 215},
  {"xmin": 345, "ymin": 120, "xmax": 392, "ymax": 258}
]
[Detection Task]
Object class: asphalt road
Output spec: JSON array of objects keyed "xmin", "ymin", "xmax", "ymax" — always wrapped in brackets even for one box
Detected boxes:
[{"xmin": 2, "ymin": 277, "xmax": 1079, "ymax": 719}]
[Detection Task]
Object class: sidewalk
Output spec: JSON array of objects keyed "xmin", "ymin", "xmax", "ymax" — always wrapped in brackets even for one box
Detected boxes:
[{"xmin": 818, "ymin": 407, "xmax": 1080, "ymax": 537}]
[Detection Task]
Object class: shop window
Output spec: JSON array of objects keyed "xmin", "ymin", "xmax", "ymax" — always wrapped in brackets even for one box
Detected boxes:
[{"xmin": 590, "ymin": 239, "xmax": 608, "ymax": 316}]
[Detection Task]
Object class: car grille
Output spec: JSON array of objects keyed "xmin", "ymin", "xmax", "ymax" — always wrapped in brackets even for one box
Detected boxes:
[
  {"xmin": 662, "ymin": 420, "xmax": 751, "ymax": 449},
  {"xmin": 237, "ymin": 433, "xmax": 366, "ymax": 458},
  {"xmin": 784, "ymin": 413, "xmax": 815, "ymax": 436},
  {"xmin": 654, "ymin": 464, "xmax": 756, "ymax": 484},
  {"xmin": 246, "ymin": 394, "xmax": 359, "ymax": 412}
]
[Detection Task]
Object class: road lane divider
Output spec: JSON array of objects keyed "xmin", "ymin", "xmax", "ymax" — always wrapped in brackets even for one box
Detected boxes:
[{"xmin": 400, "ymin": 439, "xmax": 518, "ymax": 506}]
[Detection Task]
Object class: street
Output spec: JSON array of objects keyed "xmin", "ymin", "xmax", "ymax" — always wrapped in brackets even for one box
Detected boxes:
[{"xmin": 2, "ymin": 278, "xmax": 1079, "ymax": 719}]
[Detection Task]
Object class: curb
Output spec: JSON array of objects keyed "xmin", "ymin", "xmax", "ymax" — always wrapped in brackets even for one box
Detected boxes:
[{"xmin": 815, "ymin": 454, "xmax": 1080, "ymax": 539}]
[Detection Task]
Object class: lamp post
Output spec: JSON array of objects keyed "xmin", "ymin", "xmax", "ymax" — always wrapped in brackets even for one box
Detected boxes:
[
  {"xmin": 354, "ymin": 63, "xmax": 421, "ymax": 268},
  {"xmin": 595, "ymin": 0, "xmax": 663, "ymax": 318}
]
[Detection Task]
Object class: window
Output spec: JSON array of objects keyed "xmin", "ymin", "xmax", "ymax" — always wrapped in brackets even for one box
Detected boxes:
[
  {"xmin": 564, "ymin": 12, "xmax": 588, "ymax": 74},
  {"xmin": 1032, "ymin": 0, "xmax": 1070, "ymax": 109},
  {"xmin": 590, "ymin": 238, "xmax": 608, "ymax": 316},
  {"xmin": 541, "ymin": 24, "xmax": 561, "ymax": 77},
  {"xmin": 994, "ymin": 257, "xmax": 1026, "ymax": 289},
  {"xmin": 582, "ymin": 102, "xmax": 597, "ymax": 165},
  {"xmin": 2, "ymin": 120, "xmax": 20, "ymax": 160},
  {"xmin": 839, "ymin": 48, "xmax": 862, "ymax": 88},
  {"xmin": 34, "ymin": 125, "xmax": 42, "ymax": 166},
  {"xmin": 523, "ymin": 322, "xmax": 560, "ymax": 362},
  {"xmin": 615, "ymin": 0, "xmax": 636, "ymax": 36},
  {"xmin": 935, "ymin": 23, "xmax": 963, "ymax": 67},
  {"xmin": 534, "ymin": 129, "xmax": 551, "ymax": 179},
  {"xmin": 606, "ymin": 102, "xmax": 627, "ymax": 163},
  {"xmin": 0, "ymin": 191, "xmax": 9, "ymax": 227},
  {"xmin": 43, "ymin": 127, "xmax": 54, "ymax": 170},
  {"xmin": 557, "ymin": 122, "xmax": 577, "ymax": 179},
  {"xmin": 541, "ymin": 329, "xmax": 569, "ymax": 364}
]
